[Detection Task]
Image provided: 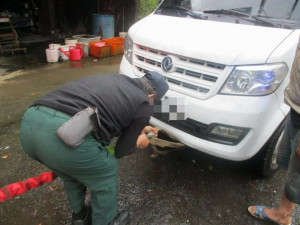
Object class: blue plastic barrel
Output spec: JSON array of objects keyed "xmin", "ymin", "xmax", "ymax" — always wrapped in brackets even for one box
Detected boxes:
[{"xmin": 92, "ymin": 14, "xmax": 114, "ymax": 38}]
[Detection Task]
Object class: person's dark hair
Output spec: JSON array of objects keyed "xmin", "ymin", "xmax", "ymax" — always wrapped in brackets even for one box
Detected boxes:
[{"xmin": 140, "ymin": 78, "xmax": 157, "ymax": 98}]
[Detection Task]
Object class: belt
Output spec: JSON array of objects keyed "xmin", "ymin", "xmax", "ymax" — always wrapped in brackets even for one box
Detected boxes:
[{"xmin": 35, "ymin": 105, "xmax": 72, "ymax": 119}]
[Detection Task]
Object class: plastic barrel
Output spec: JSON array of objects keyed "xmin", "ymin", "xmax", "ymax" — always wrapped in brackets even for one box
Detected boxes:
[
  {"xmin": 92, "ymin": 14, "xmax": 114, "ymax": 39},
  {"xmin": 45, "ymin": 49, "xmax": 59, "ymax": 63},
  {"xmin": 59, "ymin": 45, "xmax": 70, "ymax": 60}
]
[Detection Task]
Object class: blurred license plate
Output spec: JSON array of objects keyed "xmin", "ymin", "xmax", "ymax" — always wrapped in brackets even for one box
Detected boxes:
[{"xmin": 154, "ymin": 96, "xmax": 187, "ymax": 120}]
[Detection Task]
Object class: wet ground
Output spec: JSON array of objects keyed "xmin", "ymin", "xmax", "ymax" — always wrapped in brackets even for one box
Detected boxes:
[{"xmin": 1, "ymin": 53, "xmax": 300, "ymax": 225}]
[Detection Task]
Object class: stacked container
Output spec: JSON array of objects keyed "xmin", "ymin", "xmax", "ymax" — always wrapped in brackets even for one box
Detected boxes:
[
  {"xmin": 90, "ymin": 41, "xmax": 111, "ymax": 58},
  {"xmin": 89, "ymin": 37, "xmax": 125, "ymax": 59},
  {"xmin": 102, "ymin": 37, "xmax": 125, "ymax": 56}
]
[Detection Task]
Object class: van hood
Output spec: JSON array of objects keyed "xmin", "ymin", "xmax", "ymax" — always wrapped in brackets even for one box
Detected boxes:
[{"xmin": 132, "ymin": 15, "xmax": 294, "ymax": 65}]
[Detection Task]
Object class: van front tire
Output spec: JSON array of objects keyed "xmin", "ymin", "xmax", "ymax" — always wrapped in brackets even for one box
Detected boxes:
[{"xmin": 252, "ymin": 118, "xmax": 286, "ymax": 177}]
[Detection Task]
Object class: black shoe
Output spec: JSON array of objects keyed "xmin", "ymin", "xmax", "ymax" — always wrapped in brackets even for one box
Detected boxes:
[
  {"xmin": 72, "ymin": 218, "xmax": 91, "ymax": 225},
  {"xmin": 108, "ymin": 211, "xmax": 129, "ymax": 225},
  {"xmin": 72, "ymin": 217, "xmax": 91, "ymax": 225},
  {"xmin": 71, "ymin": 207, "xmax": 92, "ymax": 225}
]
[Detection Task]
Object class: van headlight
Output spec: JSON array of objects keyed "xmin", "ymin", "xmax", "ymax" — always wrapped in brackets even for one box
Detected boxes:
[
  {"xmin": 220, "ymin": 63, "xmax": 288, "ymax": 96},
  {"xmin": 124, "ymin": 34, "xmax": 133, "ymax": 65}
]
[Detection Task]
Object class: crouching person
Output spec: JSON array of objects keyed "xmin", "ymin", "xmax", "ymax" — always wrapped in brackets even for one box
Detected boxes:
[{"xmin": 19, "ymin": 72, "xmax": 169, "ymax": 225}]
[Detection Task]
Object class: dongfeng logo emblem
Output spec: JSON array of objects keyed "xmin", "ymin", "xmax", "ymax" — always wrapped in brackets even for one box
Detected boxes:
[{"xmin": 162, "ymin": 56, "xmax": 174, "ymax": 72}]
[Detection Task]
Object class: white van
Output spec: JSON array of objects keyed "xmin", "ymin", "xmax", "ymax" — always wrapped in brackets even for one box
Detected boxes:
[{"xmin": 120, "ymin": 0, "xmax": 300, "ymax": 176}]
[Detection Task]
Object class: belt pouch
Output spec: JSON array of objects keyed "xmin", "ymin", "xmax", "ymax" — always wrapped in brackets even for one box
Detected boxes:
[{"xmin": 57, "ymin": 107, "xmax": 96, "ymax": 148}]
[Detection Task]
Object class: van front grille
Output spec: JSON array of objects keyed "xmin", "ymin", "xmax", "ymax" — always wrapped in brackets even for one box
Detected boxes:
[{"xmin": 133, "ymin": 44, "xmax": 226, "ymax": 99}]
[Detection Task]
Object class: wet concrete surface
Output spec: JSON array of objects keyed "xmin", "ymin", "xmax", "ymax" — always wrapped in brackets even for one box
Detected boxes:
[{"xmin": 0, "ymin": 54, "xmax": 300, "ymax": 225}]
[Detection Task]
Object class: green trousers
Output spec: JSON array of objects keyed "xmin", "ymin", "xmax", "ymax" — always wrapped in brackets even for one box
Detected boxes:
[{"xmin": 20, "ymin": 106, "xmax": 118, "ymax": 225}]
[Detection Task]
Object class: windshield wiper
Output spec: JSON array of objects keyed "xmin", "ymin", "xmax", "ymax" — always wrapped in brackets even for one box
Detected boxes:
[
  {"xmin": 203, "ymin": 9, "xmax": 275, "ymax": 27},
  {"xmin": 158, "ymin": 5, "xmax": 207, "ymax": 20}
]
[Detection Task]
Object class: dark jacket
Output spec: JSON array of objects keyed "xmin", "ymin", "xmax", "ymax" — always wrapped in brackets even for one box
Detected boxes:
[{"xmin": 33, "ymin": 74, "xmax": 153, "ymax": 158}]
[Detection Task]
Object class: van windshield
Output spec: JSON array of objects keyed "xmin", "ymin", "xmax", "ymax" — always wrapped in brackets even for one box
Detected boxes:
[{"xmin": 155, "ymin": 0, "xmax": 300, "ymax": 29}]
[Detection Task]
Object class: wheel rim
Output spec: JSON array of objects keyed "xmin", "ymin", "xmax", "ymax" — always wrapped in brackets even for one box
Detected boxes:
[{"xmin": 271, "ymin": 131, "xmax": 284, "ymax": 169}]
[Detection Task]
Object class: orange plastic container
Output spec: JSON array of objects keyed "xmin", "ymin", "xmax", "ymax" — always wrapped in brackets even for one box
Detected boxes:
[
  {"xmin": 102, "ymin": 37, "xmax": 125, "ymax": 56},
  {"xmin": 90, "ymin": 41, "xmax": 111, "ymax": 58}
]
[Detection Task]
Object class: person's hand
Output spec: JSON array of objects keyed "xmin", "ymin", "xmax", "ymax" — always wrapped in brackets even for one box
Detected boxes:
[
  {"xmin": 136, "ymin": 134, "xmax": 150, "ymax": 149},
  {"xmin": 141, "ymin": 126, "xmax": 158, "ymax": 137}
]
